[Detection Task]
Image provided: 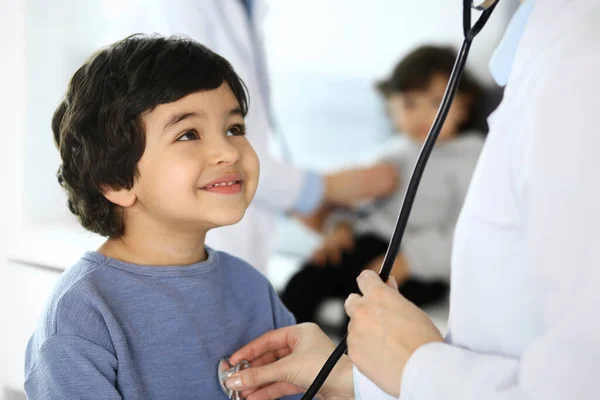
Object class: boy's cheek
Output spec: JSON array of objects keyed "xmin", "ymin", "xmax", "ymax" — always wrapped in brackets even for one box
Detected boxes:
[{"xmin": 243, "ymin": 146, "xmax": 260, "ymax": 179}]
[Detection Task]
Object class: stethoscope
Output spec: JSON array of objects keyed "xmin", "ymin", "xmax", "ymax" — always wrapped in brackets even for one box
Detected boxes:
[{"xmin": 218, "ymin": 0, "xmax": 500, "ymax": 398}]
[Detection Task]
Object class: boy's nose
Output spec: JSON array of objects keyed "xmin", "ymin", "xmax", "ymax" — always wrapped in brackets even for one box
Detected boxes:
[{"xmin": 208, "ymin": 135, "xmax": 241, "ymax": 165}]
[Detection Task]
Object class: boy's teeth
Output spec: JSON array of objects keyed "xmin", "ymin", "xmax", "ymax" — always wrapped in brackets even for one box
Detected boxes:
[{"xmin": 206, "ymin": 181, "xmax": 238, "ymax": 188}]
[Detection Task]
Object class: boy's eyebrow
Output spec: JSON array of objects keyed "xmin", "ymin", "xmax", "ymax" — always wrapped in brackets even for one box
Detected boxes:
[
  {"xmin": 229, "ymin": 107, "xmax": 243, "ymax": 117},
  {"xmin": 162, "ymin": 111, "xmax": 205, "ymax": 133},
  {"xmin": 161, "ymin": 107, "xmax": 243, "ymax": 134}
]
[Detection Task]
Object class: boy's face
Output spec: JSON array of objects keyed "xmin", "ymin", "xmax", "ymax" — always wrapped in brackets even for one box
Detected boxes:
[
  {"xmin": 386, "ymin": 73, "xmax": 469, "ymax": 143},
  {"xmin": 125, "ymin": 83, "xmax": 259, "ymax": 231}
]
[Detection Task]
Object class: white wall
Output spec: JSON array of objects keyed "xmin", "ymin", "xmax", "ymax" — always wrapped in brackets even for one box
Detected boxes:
[
  {"xmin": 22, "ymin": 0, "xmax": 145, "ymax": 227},
  {"xmin": 264, "ymin": 0, "xmax": 517, "ymax": 82},
  {"xmin": 0, "ymin": 0, "xmax": 25, "ymax": 265},
  {"xmin": 0, "ymin": 0, "xmax": 26, "ymax": 395}
]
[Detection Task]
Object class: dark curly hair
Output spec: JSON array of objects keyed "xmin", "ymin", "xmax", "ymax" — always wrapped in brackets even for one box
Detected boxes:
[
  {"xmin": 52, "ymin": 34, "xmax": 249, "ymax": 237},
  {"xmin": 376, "ymin": 45, "xmax": 484, "ymax": 133}
]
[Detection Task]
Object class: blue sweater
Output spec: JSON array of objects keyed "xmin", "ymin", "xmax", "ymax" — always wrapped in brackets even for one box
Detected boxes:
[{"xmin": 24, "ymin": 247, "xmax": 296, "ymax": 399}]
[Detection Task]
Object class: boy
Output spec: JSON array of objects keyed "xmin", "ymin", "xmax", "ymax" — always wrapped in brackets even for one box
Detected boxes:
[{"xmin": 24, "ymin": 34, "xmax": 296, "ymax": 399}]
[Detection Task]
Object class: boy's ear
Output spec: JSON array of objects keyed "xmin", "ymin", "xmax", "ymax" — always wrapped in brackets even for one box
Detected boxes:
[{"xmin": 103, "ymin": 186, "xmax": 137, "ymax": 208}]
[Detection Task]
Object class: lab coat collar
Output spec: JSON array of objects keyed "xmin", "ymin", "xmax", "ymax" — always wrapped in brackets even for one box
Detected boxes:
[{"xmin": 488, "ymin": 0, "xmax": 535, "ymax": 86}]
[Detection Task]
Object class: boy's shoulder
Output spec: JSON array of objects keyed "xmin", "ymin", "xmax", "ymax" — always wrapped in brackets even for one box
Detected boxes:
[
  {"xmin": 29, "ymin": 254, "xmax": 114, "ymax": 349},
  {"xmin": 46, "ymin": 253, "xmax": 109, "ymax": 312},
  {"xmin": 56, "ymin": 252, "xmax": 112, "ymax": 292}
]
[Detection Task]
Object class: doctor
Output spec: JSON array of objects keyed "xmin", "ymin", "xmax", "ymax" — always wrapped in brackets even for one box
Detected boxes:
[
  {"xmin": 224, "ymin": 0, "xmax": 600, "ymax": 399},
  {"xmin": 132, "ymin": 0, "xmax": 399, "ymax": 270}
]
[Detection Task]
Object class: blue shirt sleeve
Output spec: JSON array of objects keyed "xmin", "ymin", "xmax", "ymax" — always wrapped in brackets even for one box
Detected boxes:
[
  {"xmin": 293, "ymin": 171, "xmax": 325, "ymax": 215},
  {"xmin": 25, "ymin": 335, "xmax": 121, "ymax": 400}
]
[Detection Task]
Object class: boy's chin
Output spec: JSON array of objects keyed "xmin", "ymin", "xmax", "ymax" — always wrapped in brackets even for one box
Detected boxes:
[{"xmin": 204, "ymin": 209, "xmax": 246, "ymax": 229}]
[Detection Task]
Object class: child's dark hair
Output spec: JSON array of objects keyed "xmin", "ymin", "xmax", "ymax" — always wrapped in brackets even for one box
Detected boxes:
[
  {"xmin": 52, "ymin": 34, "xmax": 249, "ymax": 238},
  {"xmin": 376, "ymin": 45, "xmax": 484, "ymax": 132}
]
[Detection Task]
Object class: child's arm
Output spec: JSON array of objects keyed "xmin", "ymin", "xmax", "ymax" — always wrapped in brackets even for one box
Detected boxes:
[{"xmin": 25, "ymin": 335, "xmax": 121, "ymax": 399}]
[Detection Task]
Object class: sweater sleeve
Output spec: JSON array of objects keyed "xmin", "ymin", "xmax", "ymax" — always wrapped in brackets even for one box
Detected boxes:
[{"xmin": 24, "ymin": 335, "xmax": 121, "ymax": 400}]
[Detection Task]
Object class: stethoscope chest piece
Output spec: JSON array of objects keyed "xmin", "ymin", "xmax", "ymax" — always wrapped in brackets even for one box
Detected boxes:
[{"xmin": 218, "ymin": 357, "xmax": 251, "ymax": 400}]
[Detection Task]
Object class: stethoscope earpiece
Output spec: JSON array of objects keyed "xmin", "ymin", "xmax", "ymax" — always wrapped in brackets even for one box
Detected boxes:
[{"xmin": 218, "ymin": 357, "xmax": 251, "ymax": 400}]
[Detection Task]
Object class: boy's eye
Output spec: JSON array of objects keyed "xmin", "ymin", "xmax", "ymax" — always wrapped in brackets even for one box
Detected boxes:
[
  {"xmin": 227, "ymin": 124, "xmax": 246, "ymax": 137},
  {"xmin": 177, "ymin": 130, "xmax": 199, "ymax": 141}
]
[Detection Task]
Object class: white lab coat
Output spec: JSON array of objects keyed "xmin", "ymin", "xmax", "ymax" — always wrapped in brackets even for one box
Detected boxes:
[
  {"xmin": 131, "ymin": 0, "xmax": 308, "ymax": 271},
  {"xmin": 354, "ymin": 0, "xmax": 600, "ymax": 398}
]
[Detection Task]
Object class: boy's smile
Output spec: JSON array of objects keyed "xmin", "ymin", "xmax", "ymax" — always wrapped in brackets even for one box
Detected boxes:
[{"xmin": 199, "ymin": 172, "xmax": 244, "ymax": 194}]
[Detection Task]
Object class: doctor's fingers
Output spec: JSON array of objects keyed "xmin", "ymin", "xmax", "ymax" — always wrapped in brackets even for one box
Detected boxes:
[
  {"xmin": 247, "ymin": 348, "xmax": 293, "ymax": 369},
  {"xmin": 345, "ymin": 273, "xmax": 399, "ymax": 317},
  {"xmin": 356, "ymin": 270, "xmax": 398, "ymax": 302},
  {"xmin": 229, "ymin": 325, "xmax": 299, "ymax": 366},
  {"xmin": 344, "ymin": 293, "xmax": 364, "ymax": 318},
  {"xmin": 226, "ymin": 358, "xmax": 299, "ymax": 394}
]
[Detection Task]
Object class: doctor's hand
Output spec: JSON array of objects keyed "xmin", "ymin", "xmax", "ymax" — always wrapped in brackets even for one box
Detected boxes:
[
  {"xmin": 226, "ymin": 323, "xmax": 354, "ymax": 400},
  {"xmin": 345, "ymin": 270, "xmax": 443, "ymax": 397},
  {"xmin": 324, "ymin": 163, "xmax": 399, "ymax": 207}
]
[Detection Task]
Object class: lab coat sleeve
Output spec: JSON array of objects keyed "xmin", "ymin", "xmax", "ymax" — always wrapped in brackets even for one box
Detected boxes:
[
  {"xmin": 353, "ymin": 366, "xmax": 397, "ymax": 400},
  {"xmin": 398, "ymin": 32, "xmax": 600, "ymax": 400},
  {"xmin": 24, "ymin": 335, "xmax": 121, "ymax": 400},
  {"xmin": 291, "ymin": 171, "xmax": 326, "ymax": 215}
]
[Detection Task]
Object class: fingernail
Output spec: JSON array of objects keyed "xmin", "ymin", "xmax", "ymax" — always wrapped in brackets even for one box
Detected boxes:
[{"xmin": 226, "ymin": 375, "xmax": 243, "ymax": 390}]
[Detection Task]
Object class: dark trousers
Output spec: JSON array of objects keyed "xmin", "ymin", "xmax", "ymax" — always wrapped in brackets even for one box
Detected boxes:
[{"xmin": 281, "ymin": 234, "xmax": 448, "ymax": 333}]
